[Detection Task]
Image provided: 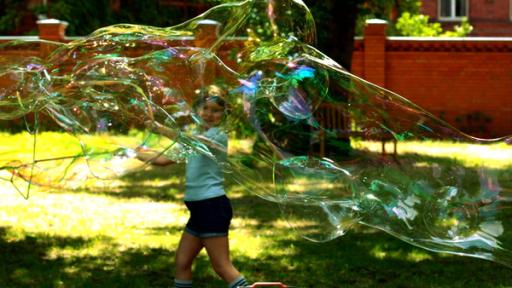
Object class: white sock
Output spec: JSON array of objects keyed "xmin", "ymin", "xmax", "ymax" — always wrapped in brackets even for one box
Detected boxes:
[
  {"xmin": 228, "ymin": 275, "xmax": 249, "ymax": 288},
  {"xmin": 175, "ymin": 279, "xmax": 193, "ymax": 288}
]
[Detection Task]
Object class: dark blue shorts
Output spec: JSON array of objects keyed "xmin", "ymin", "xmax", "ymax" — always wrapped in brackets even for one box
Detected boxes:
[{"xmin": 184, "ymin": 195, "xmax": 233, "ymax": 238}]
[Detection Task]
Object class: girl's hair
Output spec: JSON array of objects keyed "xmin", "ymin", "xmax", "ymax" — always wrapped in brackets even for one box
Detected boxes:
[{"xmin": 194, "ymin": 85, "xmax": 227, "ymax": 109}]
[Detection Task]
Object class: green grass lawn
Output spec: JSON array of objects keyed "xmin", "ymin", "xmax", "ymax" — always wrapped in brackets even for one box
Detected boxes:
[{"xmin": 1, "ymin": 133, "xmax": 511, "ymax": 287}]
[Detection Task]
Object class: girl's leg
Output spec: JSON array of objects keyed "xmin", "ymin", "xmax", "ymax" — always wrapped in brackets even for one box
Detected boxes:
[
  {"xmin": 175, "ymin": 231, "xmax": 203, "ymax": 281},
  {"xmin": 202, "ymin": 236, "xmax": 244, "ymax": 283}
]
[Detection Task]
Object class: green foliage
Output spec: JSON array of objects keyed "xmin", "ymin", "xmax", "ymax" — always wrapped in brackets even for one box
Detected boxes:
[
  {"xmin": 0, "ymin": 0, "xmax": 27, "ymax": 34},
  {"xmin": 441, "ymin": 17, "xmax": 474, "ymax": 37},
  {"xmin": 31, "ymin": 0, "xmax": 192, "ymax": 36},
  {"xmin": 396, "ymin": 12, "xmax": 473, "ymax": 37},
  {"xmin": 114, "ymin": 0, "xmax": 183, "ymax": 28},
  {"xmin": 395, "ymin": 0, "xmax": 422, "ymax": 14},
  {"xmin": 395, "ymin": 12, "xmax": 443, "ymax": 36},
  {"xmin": 356, "ymin": 0, "xmax": 421, "ymax": 35}
]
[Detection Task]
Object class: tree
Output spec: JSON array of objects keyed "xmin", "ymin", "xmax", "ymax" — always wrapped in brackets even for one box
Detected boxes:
[
  {"xmin": 40, "ymin": 0, "xmax": 189, "ymax": 35},
  {"xmin": 0, "ymin": 0, "xmax": 38, "ymax": 35},
  {"xmin": 304, "ymin": 0, "xmax": 423, "ymax": 71},
  {"xmin": 205, "ymin": 0, "xmax": 415, "ymax": 71}
]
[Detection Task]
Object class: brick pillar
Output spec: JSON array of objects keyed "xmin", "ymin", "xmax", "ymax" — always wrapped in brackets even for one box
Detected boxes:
[
  {"xmin": 194, "ymin": 19, "xmax": 220, "ymax": 48},
  {"xmin": 193, "ymin": 20, "xmax": 221, "ymax": 88},
  {"xmin": 37, "ymin": 19, "xmax": 68, "ymax": 42},
  {"xmin": 363, "ymin": 19, "xmax": 387, "ymax": 87},
  {"xmin": 37, "ymin": 19, "xmax": 68, "ymax": 58}
]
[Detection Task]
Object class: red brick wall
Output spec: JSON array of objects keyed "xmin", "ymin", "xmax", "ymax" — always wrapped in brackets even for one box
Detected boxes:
[{"xmin": 352, "ymin": 34, "xmax": 512, "ymax": 138}]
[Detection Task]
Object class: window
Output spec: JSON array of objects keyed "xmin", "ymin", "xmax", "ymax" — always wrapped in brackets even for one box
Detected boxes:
[{"xmin": 439, "ymin": 0, "xmax": 468, "ymax": 20}]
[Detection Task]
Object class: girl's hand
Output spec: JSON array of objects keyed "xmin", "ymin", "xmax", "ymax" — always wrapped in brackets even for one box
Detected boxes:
[
  {"xmin": 134, "ymin": 146, "xmax": 148, "ymax": 153},
  {"xmin": 134, "ymin": 146, "xmax": 175, "ymax": 166},
  {"xmin": 144, "ymin": 120, "xmax": 156, "ymax": 131}
]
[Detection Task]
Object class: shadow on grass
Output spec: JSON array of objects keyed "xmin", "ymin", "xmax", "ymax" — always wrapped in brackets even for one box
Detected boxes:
[
  {"xmin": 231, "ymin": 194, "xmax": 283, "ymax": 227},
  {"xmin": 0, "ymin": 224, "xmax": 240, "ymax": 288},
  {"xmin": 234, "ymin": 229, "xmax": 512, "ymax": 288},
  {"xmin": 0, "ymin": 226, "xmax": 177, "ymax": 288}
]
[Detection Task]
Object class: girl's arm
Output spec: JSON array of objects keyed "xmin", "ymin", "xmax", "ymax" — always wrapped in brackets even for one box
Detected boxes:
[
  {"xmin": 145, "ymin": 120, "xmax": 177, "ymax": 139},
  {"xmin": 135, "ymin": 147, "xmax": 175, "ymax": 166}
]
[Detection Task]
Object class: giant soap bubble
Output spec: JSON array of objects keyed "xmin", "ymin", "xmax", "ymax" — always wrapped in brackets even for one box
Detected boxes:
[{"xmin": 0, "ymin": 0, "xmax": 511, "ymax": 267}]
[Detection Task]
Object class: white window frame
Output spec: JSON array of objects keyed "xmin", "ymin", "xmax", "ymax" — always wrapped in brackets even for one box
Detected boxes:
[{"xmin": 438, "ymin": 0, "xmax": 469, "ymax": 21}]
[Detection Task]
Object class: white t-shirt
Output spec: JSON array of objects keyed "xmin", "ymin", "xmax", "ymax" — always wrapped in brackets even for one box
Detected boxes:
[{"xmin": 184, "ymin": 127, "xmax": 228, "ymax": 201}]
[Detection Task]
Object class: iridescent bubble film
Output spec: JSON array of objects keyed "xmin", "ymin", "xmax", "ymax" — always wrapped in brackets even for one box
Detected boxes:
[{"xmin": 1, "ymin": 0, "xmax": 511, "ymax": 267}]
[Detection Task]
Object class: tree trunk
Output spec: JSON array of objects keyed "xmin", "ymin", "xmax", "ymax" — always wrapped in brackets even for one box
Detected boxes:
[
  {"xmin": 304, "ymin": 0, "xmax": 363, "ymax": 71},
  {"xmin": 303, "ymin": 0, "xmax": 364, "ymax": 158}
]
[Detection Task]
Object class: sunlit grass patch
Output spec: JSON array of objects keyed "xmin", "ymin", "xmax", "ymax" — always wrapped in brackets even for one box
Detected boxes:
[
  {"xmin": 370, "ymin": 243, "xmax": 433, "ymax": 262},
  {"xmin": 354, "ymin": 139, "xmax": 512, "ymax": 168},
  {"xmin": 0, "ymin": 183, "xmax": 186, "ymax": 246}
]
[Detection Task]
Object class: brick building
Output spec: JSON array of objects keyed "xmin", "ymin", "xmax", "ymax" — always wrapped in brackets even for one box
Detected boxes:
[{"xmin": 421, "ymin": 0, "xmax": 512, "ymax": 36}]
